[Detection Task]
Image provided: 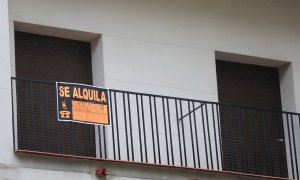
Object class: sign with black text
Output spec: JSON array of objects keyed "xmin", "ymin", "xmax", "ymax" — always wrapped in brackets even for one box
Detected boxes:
[{"xmin": 56, "ymin": 82, "xmax": 110, "ymax": 125}]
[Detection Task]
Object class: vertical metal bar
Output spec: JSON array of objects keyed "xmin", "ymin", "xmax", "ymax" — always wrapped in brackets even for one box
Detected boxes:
[
  {"xmin": 84, "ymin": 123, "xmax": 92, "ymax": 154},
  {"xmin": 276, "ymin": 112, "xmax": 284, "ymax": 177},
  {"xmin": 280, "ymin": 113, "xmax": 288, "ymax": 178},
  {"xmin": 237, "ymin": 107, "xmax": 245, "ymax": 173},
  {"xmin": 201, "ymin": 102, "xmax": 209, "ymax": 169},
  {"xmin": 205, "ymin": 103, "xmax": 213, "ymax": 169},
  {"xmin": 216, "ymin": 104, "xmax": 223, "ymax": 169},
  {"xmin": 55, "ymin": 82, "xmax": 64, "ymax": 153},
  {"xmin": 90, "ymin": 124, "xmax": 94, "ymax": 157},
  {"xmin": 175, "ymin": 99, "xmax": 183, "ymax": 166},
  {"xmin": 11, "ymin": 79, "xmax": 16, "ymax": 151},
  {"xmin": 286, "ymin": 113, "xmax": 295, "ymax": 179},
  {"xmin": 167, "ymin": 98, "xmax": 174, "ymax": 165},
  {"xmin": 16, "ymin": 80, "xmax": 21, "ymax": 150},
  {"xmin": 250, "ymin": 109, "xmax": 258, "ymax": 175},
  {"xmin": 212, "ymin": 104, "xmax": 220, "ymax": 170},
  {"xmin": 225, "ymin": 106, "xmax": 234, "ymax": 171},
  {"xmin": 56, "ymin": 96, "xmax": 60, "ymax": 153},
  {"xmin": 103, "ymin": 126, "xmax": 107, "ymax": 159},
  {"xmin": 30, "ymin": 81, "xmax": 36, "ymax": 151},
  {"xmin": 135, "ymin": 94, "xmax": 144, "ymax": 162},
  {"xmin": 193, "ymin": 102, "xmax": 201, "ymax": 168},
  {"xmin": 136, "ymin": 94, "xmax": 143, "ymax": 162},
  {"xmin": 44, "ymin": 83, "xmax": 50, "ymax": 152},
  {"xmin": 267, "ymin": 112, "xmax": 274, "ymax": 176},
  {"xmin": 114, "ymin": 91, "xmax": 121, "ymax": 160},
  {"xmin": 256, "ymin": 110, "xmax": 262, "ymax": 175},
  {"xmin": 60, "ymin": 122, "xmax": 64, "ymax": 153},
  {"xmin": 84, "ymin": 124, "xmax": 88, "ymax": 156},
  {"xmin": 149, "ymin": 96, "xmax": 156, "ymax": 163},
  {"xmin": 98, "ymin": 125, "xmax": 102, "ymax": 158},
  {"xmin": 291, "ymin": 114, "xmax": 299, "ymax": 179},
  {"xmin": 188, "ymin": 101, "xmax": 196, "ymax": 168},
  {"xmin": 241, "ymin": 108, "xmax": 248, "ymax": 174},
  {"xmin": 262, "ymin": 111, "xmax": 272, "ymax": 175},
  {"xmin": 162, "ymin": 97, "xmax": 170, "ymax": 165},
  {"xmin": 245, "ymin": 153, "xmax": 249, "ymax": 174},
  {"xmin": 179, "ymin": 100, "xmax": 187, "ymax": 166},
  {"xmin": 29, "ymin": 80, "xmax": 36, "ymax": 150},
  {"xmin": 127, "ymin": 93, "xmax": 134, "ymax": 161},
  {"xmin": 241, "ymin": 108, "xmax": 247, "ymax": 173},
  {"xmin": 109, "ymin": 90, "xmax": 116, "ymax": 160},
  {"xmin": 74, "ymin": 123, "xmax": 78, "ymax": 155},
  {"xmin": 17, "ymin": 79, "xmax": 21, "ymax": 150},
  {"xmin": 153, "ymin": 97, "xmax": 161, "ymax": 164},
  {"xmin": 69, "ymin": 122, "xmax": 74, "ymax": 154},
  {"xmin": 25, "ymin": 81, "xmax": 30, "ymax": 149},
  {"xmin": 140, "ymin": 95, "xmax": 148, "ymax": 162},
  {"xmin": 123, "ymin": 93, "xmax": 130, "ymax": 161}
]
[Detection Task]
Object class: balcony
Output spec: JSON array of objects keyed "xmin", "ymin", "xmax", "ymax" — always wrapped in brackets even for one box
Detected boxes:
[{"xmin": 11, "ymin": 77, "xmax": 300, "ymax": 179}]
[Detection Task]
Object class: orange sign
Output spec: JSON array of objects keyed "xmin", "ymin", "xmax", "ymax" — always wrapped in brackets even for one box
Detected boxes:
[{"xmin": 56, "ymin": 82, "xmax": 110, "ymax": 125}]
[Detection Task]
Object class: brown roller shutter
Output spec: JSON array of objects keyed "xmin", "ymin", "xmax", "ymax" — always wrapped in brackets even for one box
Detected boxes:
[
  {"xmin": 216, "ymin": 60, "xmax": 287, "ymax": 177},
  {"xmin": 15, "ymin": 31, "xmax": 96, "ymax": 157}
]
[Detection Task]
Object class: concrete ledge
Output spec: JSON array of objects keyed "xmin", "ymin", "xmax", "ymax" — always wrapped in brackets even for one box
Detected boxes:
[{"xmin": 13, "ymin": 150, "xmax": 291, "ymax": 180}]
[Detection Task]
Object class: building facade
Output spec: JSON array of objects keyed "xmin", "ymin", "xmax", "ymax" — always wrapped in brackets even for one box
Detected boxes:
[{"xmin": 0, "ymin": 0, "xmax": 300, "ymax": 179}]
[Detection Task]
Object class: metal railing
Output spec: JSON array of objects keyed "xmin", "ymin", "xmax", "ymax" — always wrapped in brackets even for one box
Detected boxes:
[{"xmin": 11, "ymin": 77, "xmax": 300, "ymax": 179}]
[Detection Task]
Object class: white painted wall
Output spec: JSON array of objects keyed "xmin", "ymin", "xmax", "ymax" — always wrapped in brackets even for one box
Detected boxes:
[
  {"xmin": 279, "ymin": 64, "xmax": 296, "ymax": 112},
  {"xmin": 291, "ymin": 63, "xmax": 300, "ymax": 112},
  {"xmin": 8, "ymin": 0, "xmax": 300, "ymax": 109},
  {"xmin": 1, "ymin": 0, "xmax": 300, "ymax": 179},
  {"xmin": 102, "ymin": 35, "xmax": 218, "ymax": 101},
  {"xmin": 8, "ymin": 0, "xmax": 300, "ymax": 61},
  {"xmin": 0, "ymin": 0, "xmax": 15, "ymax": 168}
]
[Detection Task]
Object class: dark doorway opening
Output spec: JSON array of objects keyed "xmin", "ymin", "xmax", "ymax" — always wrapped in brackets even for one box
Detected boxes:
[
  {"xmin": 216, "ymin": 60, "xmax": 287, "ymax": 177},
  {"xmin": 14, "ymin": 31, "xmax": 96, "ymax": 157}
]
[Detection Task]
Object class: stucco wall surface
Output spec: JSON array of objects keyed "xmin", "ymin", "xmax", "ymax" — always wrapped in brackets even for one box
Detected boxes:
[{"xmin": 1, "ymin": 0, "xmax": 300, "ymax": 179}]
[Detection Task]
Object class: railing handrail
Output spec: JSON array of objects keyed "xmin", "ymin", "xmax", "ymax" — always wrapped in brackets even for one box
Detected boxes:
[
  {"xmin": 12, "ymin": 76, "xmax": 300, "ymax": 179},
  {"xmin": 11, "ymin": 76, "xmax": 300, "ymax": 116}
]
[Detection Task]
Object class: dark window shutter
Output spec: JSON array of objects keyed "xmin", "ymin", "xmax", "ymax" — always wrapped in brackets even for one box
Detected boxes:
[
  {"xmin": 216, "ymin": 60, "xmax": 287, "ymax": 177},
  {"xmin": 15, "ymin": 31, "xmax": 96, "ymax": 157}
]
